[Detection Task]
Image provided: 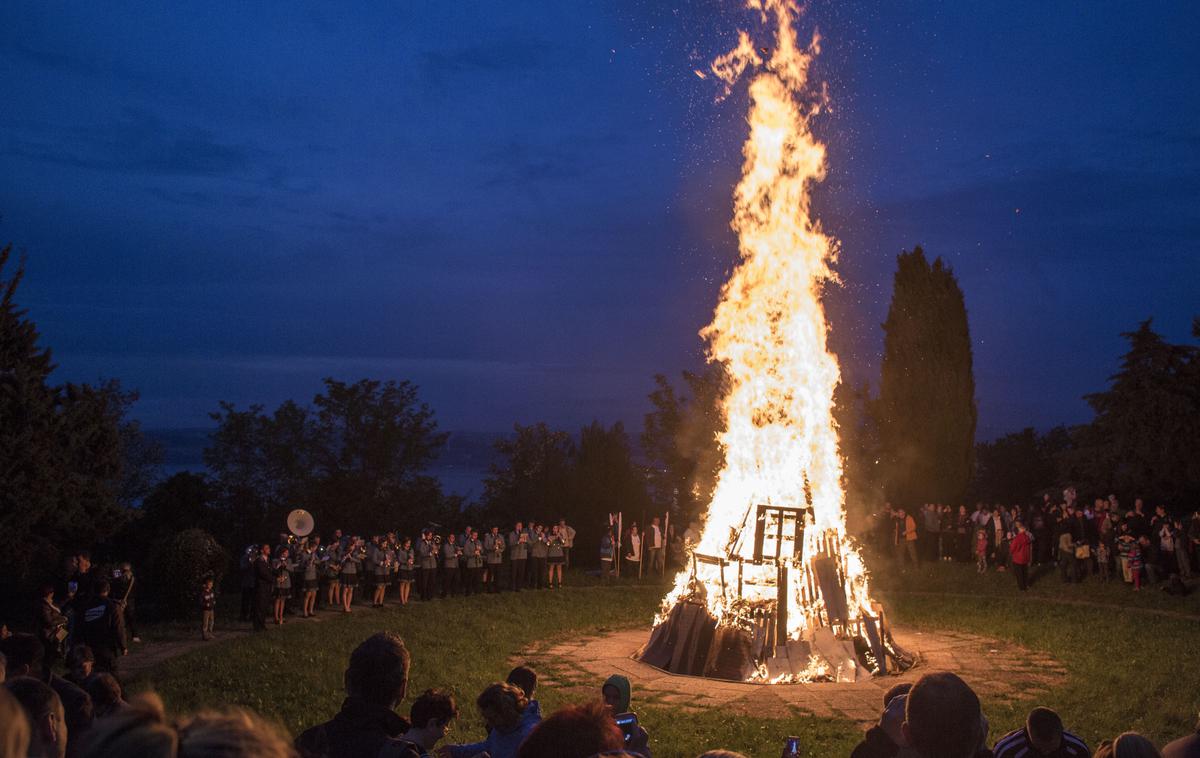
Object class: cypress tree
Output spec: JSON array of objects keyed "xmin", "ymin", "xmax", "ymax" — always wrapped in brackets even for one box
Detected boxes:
[{"xmin": 877, "ymin": 246, "xmax": 977, "ymax": 507}]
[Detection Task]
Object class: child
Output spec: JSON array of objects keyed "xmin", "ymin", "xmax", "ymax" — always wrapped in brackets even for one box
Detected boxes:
[
  {"xmin": 200, "ymin": 577, "xmax": 216, "ymax": 641},
  {"xmin": 1128, "ymin": 539, "xmax": 1143, "ymax": 591},
  {"xmin": 975, "ymin": 528, "xmax": 988, "ymax": 573},
  {"xmin": 1096, "ymin": 542, "xmax": 1111, "ymax": 583}
]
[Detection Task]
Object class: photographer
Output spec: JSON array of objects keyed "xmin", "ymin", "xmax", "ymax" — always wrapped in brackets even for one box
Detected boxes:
[{"xmin": 601, "ymin": 674, "xmax": 650, "ymax": 757}]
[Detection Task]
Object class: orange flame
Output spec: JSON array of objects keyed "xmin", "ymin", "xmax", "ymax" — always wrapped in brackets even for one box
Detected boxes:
[{"xmin": 658, "ymin": 0, "xmax": 874, "ymax": 680}]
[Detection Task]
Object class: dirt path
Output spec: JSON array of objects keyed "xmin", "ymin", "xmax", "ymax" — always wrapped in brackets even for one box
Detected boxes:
[{"xmin": 887, "ymin": 590, "xmax": 1200, "ymax": 622}]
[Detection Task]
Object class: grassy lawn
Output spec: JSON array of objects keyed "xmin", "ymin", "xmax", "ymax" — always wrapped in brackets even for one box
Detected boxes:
[{"xmin": 132, "ymin": 563, "xmax": 1200, "ymax": 757}]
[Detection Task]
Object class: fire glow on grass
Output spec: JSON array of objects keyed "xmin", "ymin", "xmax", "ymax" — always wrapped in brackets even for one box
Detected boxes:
[{"xmin": 654, "ymin": 0, "xmax": 877, "ymax": 682}]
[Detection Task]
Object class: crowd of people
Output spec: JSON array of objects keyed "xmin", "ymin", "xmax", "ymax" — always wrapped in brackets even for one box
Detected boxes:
[
  {"xmin": 4, "ymin": 627, "xmax": 1199, "ymax": 758},
  {"xmin": 880, "ymin": 490, "xmax": 1200, "ymax": 592},
  {"xmin": 233, "ymin": 516, "xmax": 679, "ymax": 634}
]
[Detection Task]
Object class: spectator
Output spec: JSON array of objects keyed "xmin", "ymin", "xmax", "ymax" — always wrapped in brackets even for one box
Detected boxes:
[
  {"xmin": 295, "ymin": 632, "xmax": 411, "ymax": 758},
  {"xmin": 5, "ymin": 676, "xmax": 68, "ymax": 758},
  {"xmin": 1094, "ymin": 733, "xmax": 1163, "ymax": 758},
  {"xmin": 37, "ymin": 584, "xmax": 69, "ymax": 669},
  {"xmin": 1163, "ymin": 712, "xmax": 1200, "ymax": 758},
  {"xmin": 506, "ymin": 665, "xmax": 541, "ymax": 721},
  {"xmin": 699, "ymin": 753, "xmax": 750, "ymax": 758},
  {"xmin": 64, "ymin": 646, "xmax": 95, "ymax": 690},
  {"xmin": 385, "ymin": 689, "xmax": 457, "ymax": 758},
  {"xmin": 77, "ymin": 582, "xmax": 127, "ymax": 675},
  {"xmin": 76, "ymin": 693, "xmax": 176, "ymax": 758},
  {"xmin": 200, "ymin": 578, "xmax": 216, "ymax": 642},
  {"xmin": 0, "ymin": 685, "xmax": 32, "ymax": 758},
  {"xmin": 975, "ymin": 528, "xmax": 989, "ymax": 574},
  {"xmin": 992, "ymin": 706, "xmax": 1088, "ymax": 758},
  {"xmin": 902, "ymin": 672, "xmax": 988, "ymax": 758},
  {"xmin": 442, "ymin": 682, "xmax": 538, "ymax": 758},
  {"xmin": 602, "ymin": 674, "xmax": 651, "ymax": 757},
  {"xmin": 1010, "ymin": 522, "xmax": 1033, "ymax": 591},
  {"xmin": 2, "ymin": 633, "xmax": 93, "ymax": 752},
  {"xmin": 177, "ymin": 708, "xmax": 298, "ymax": 758},
  {"xmin": 516, "ymin": 701, "xmax": 625, "ymax": 758},
  {"xmin": 850, "ymin": 682, "xmax": 913, "ymax": 758},
  {"xmin": 83, "ymin": 674, "xmax": 126, "ymax": 720}
]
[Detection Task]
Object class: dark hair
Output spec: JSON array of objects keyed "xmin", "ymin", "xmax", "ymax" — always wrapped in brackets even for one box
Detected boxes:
[
  {"xmin": 5, "ymin": 676, "xmax": 61, "ymax": 720},
  {"xmin": 516, "ymin": 701, "xmax": 624, "ymax": 758},
  {"xmin": 506, "ymin": 665, "xmax": 538, "ymax": 700},
  {"xmin": 1026, "ymin": 706, "xmax": 1063, "ymax": 743},
  {"xmin": 476, "ymin": 682, "xmax": 527, "ymax": 731},
  {"xmin": 883, "ymin": 682, "xmax": 912, "ymax": 707},
  {"xmin": 96, "ymin": 579, "xmax": 112, "ymax": 596},
  {"xmin": 905, "ymin": 672, "xmax": 983, "ymax": 758},
  {"xmin": 409, "ymin": 689, "xmax": 458, "ymax": 728},
  {"xmin": 68, "ymin": 644, "xmax": 95, "ymax": 669},
  {"xmin": 1, "ymin": 634, "xmax": 44, "ymax": 675},
  {"xmin": 85, "ymin": 673, "xmax": 125, "ymax": 718},
  {"xmin": 346, "ymin": 633, "xmax": 410, "ymax": 706}
]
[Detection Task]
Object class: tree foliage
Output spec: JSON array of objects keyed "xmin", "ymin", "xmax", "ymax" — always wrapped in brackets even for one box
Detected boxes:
[
  {"xmin": 639, "ymin": 365, "xmax": 727, "ymax": 525},
  {"xmin": 204, "ymin": 378, "xmax": 451, "ymax": 549},
  {"xmin": 877, "ymin": 246, "xmax": 977, "ymax": 507},
  {"xmin": 482, "ymin": 421, "xmax": 649, "ymax": 564},
  {"xmin": 0, "ymin": 244, "xmax": 159, "ymax": 591},
  {"xmin": 1069, "ymin": 320, "xmax": 1200, "ymax": 505}
]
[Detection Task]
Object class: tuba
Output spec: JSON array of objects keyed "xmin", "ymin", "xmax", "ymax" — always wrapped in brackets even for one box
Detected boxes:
[{"xmin": 287, "ymin": 509, "xmax": 314, "ymax": 538}]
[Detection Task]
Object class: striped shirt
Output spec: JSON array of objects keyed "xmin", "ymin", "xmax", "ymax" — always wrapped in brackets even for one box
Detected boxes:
[{"xmin": 993, "ymin": 727, "xmax": 1089, "ymax": 758}]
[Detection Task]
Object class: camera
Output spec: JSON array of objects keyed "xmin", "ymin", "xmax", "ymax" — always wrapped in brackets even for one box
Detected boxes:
[
  {"xmin": 781, "ymin": 736, "xmax": 801, "ymax": 758},
  {"xmin": 614, "ymin": 712, "xmax": 638, "ymax": 744}
]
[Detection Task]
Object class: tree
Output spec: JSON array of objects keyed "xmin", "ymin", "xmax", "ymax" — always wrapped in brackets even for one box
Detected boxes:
[
  {"xmin": 481, "ymin": 422, "xmax": 576, "ymax": 526},
  {"xmin": 1071, "ymin": 320, "xmax": 1200, "ymax": 506},
  {"xmin": 972, "ymin": 426, "xmax": 1072, "ymax": 504},
  {"xmin": 204, "ymin": 378, "xmax": 450, "ymax": 547},
  {"xmin": 0, "ymin": 244, "xmax": 154, "ymax": 592},
  {"xmin": 832, "ymin": 380, "xmax": 883, "ymax": 529},
  {"xmin": 639, "ymin": 364, "xmax": 727, "ymax": 525},
  {"xmin": 876, "ymin": 246, "xmax": 977, "ymax": 507},
  {"xmin": 571, "ymin": 421, "xmax": 650, "ymax": 557}
]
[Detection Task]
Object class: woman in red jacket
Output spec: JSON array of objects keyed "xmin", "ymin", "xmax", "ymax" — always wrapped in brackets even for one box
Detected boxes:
[{"xmin": 1010, "ymin": 522, "xmax": 1033, "ymax": 591}]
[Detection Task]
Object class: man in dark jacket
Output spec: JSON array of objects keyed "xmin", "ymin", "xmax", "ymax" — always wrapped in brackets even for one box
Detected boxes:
[
  {"xmin": 77, "ymin": 581, "xmax": 126, "ymax": 675},
  {"xmin": 296, "ymin": 632, "xmax": 412, "ymax": 758},
  {"xmin": 253, "ymin": 544, "xmax": 273, "ymax": 631}
]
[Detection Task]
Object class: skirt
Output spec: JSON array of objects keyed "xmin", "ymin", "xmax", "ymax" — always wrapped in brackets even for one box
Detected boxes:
[
  {"xmin": 304, "ymin": 578, "xmax": 319, "ymax": 591},
  {"xmin": 340, "ymin": 572, "xmax": 358, "ymax": 588},
  {"xmin": 274, "ymin": 586, "xmax": 291, "ymax": 599},
  {"xmin": 548, "ymin": 555, "xmax": 564, "ymax": 565},
  {"xmin": 399, "ymin": 569, "xmax": 414, "ymax": 583}
]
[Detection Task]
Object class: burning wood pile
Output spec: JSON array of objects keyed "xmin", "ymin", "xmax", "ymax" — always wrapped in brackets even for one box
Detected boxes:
[{"xmin": 638, "ymin": 504, "xmax": 913, "ymax": 682}]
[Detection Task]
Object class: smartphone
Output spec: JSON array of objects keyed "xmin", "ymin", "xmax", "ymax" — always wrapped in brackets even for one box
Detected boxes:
[
  {"xmin": 614, "ymin": 712, "xmax": 638, "ymax": 743},
  {"xmin": 781, "ymin": 735, "xmax": 801, "ymax": 758},
  {"xmin": 67, "ymin": 581, "xmax": 78, "ymax": 594}
]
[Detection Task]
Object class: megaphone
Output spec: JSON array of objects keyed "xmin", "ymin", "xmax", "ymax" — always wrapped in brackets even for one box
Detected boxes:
[{"xmin": 287, "ymin": 509, "xmax": 314, "ymax": 537}]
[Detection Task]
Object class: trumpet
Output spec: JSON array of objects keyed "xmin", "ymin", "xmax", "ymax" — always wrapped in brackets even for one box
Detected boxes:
[{"xmin": 433, "ymin": 534, "xmax": 443, "ymax": 547}]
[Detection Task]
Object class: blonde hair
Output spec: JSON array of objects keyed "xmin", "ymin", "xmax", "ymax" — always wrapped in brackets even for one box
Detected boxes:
[
  {"xmin": 177, "ymin": 709, "xmax": 296, "ymax": 758},
  {"xmin": 0, "ymin": 687, "xmax": 32, "ymax": 758}
]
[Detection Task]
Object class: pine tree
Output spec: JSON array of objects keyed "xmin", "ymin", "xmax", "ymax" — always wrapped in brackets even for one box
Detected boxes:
[
  {"xmin": 876, "ymin": 246, "xmax": 977, "ymax": 507},
  {"xmin": 1075, "ymin": 320, "xmax": 1200, "ymax": 505}
]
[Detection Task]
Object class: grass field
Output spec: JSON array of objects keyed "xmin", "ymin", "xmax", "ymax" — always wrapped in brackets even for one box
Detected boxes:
[{"xmin": 132, "ymin": 562, "xmax": 1200, "ymax": 757}]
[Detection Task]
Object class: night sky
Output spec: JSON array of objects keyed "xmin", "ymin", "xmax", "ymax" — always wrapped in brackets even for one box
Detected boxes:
[{"xmin": 3, "ymin": 2, "xmax": 1198, "ymax": 443}]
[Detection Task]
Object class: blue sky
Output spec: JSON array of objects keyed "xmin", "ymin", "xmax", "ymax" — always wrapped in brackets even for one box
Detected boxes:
[{"xmin": 2, "ymin": 1, "xmax": 1197, "ymax": 440}]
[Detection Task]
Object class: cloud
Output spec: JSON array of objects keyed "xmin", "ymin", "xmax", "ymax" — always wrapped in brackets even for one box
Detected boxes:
[
  {"xmin": 420, "ymin": 37, "xmax": 557, "ymax": 82},
  {"xmin": 4, "ymin": 108, "xmax": 261, "ymax": 179}
]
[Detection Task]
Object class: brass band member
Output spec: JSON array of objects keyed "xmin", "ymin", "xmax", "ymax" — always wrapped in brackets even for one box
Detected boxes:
[
  {"xmin": 508, "ymin": 522, "xmax": 528, "ymax": 592},
  {"xmin": 483, "ymin": 527, "xmax": 505, "ymax": 594},
  {"xmin": 440, "ymin": 532, "xmax": 462, "ymax": 598}
]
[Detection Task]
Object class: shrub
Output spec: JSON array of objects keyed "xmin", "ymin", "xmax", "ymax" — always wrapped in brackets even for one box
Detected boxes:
[{"xmin": 145, "ymin": 528, "xmax": 229, "ymax": 620}]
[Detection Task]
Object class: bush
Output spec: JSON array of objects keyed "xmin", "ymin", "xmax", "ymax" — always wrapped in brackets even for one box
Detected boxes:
[{"xmin": 144, "ymin": 528, "xmax": 229, "ymax": 620}]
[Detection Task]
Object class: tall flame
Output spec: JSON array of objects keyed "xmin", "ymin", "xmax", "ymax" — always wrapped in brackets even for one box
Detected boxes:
[{"xmin": 658, "ymin": 0, "xmax": 874, "ymax": 672}]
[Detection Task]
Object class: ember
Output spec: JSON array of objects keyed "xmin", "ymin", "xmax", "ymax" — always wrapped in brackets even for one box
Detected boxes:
[{"xmin": 637, "ymin": 0, "xmax": 914, "ymax": 683}]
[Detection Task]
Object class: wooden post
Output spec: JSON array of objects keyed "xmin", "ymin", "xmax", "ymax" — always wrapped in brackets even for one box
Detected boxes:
[{"xmin": 615, "ymin": 512, "xmax": 623, "ymax": 579}]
